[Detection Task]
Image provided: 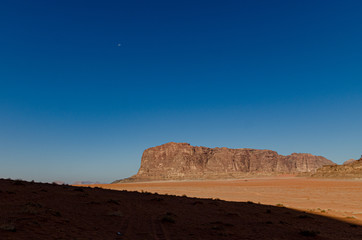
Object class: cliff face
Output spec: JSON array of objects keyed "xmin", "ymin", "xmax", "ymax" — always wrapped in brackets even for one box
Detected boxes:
[
  {"xmin": 312, "ymin": 157, "xmax": 362, "ymax": 179},
  {"xmin": 122, "ymin": 142, "xmax": 334, "ymax": 182}
]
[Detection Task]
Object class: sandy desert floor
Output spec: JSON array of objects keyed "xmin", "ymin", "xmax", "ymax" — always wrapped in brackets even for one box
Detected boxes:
[
  {"xmin": 2, "ymin": 178, "xmax": 362, "ymax": 239},
  {"xmin": 94, "ymin": 177, "xmax": 362, "ymax": 224}
]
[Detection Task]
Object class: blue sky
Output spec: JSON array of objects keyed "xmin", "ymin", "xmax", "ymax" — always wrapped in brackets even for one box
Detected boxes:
[{"xmin": 1, "ymin": 0, "xmax": 362, "ymax": 183}]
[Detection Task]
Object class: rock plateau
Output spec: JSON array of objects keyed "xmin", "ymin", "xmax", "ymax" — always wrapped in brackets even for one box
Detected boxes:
[{"xmin": 116, "ymin": 142, "xmax": 334, "ymax": 182}]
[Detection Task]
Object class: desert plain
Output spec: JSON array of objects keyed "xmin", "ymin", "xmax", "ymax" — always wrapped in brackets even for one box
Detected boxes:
[
  {"xmin": 1, "ymin": 177, "xmax": 362, "ymax": 239},
  {"xmin": 92, "ymin": 176, "xmax": 362, "ymax": 224}
]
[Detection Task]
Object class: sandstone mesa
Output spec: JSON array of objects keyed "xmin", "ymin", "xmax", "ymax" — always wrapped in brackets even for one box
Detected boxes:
[{"xmin": 115, "ymin": 142, "xmax": 334, "ymax": 182}]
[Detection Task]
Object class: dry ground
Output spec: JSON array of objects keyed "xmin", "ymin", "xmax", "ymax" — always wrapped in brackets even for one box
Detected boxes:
[
  {"xmin": 1, "ymin": 178, "xmax": 362, "ymax": 239},
  {"xmin": 93, "ymin": 177, "xmax": 362, "ymax": 224}
]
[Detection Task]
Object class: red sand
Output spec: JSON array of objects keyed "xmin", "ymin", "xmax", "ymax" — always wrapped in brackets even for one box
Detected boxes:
[
  {"xmin": 94, "ymin": 177, "xmax": 362, "ymax": 224},
  {"xmin": 2, "ymin": 178, "xmax": 362, "ymax": 239}
]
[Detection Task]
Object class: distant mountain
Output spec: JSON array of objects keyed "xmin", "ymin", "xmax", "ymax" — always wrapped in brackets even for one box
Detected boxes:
[
  {"xmin": 114, "ymin": 142, "xmax": 334, "ymax": 182},
  {"xmin": 343, "ymin": 159, "xmax": 357, "ymax": 165},
  {"xmin": 72, "ymin": 181, "xmax": 103, "ymax": 185},
  {"xmin": 312, "ymin": 157, "xmax": 362, "ymax": 179},
  {"xmin": 52, "ymin": 181, "xmax": 65, "ymax": 185}
]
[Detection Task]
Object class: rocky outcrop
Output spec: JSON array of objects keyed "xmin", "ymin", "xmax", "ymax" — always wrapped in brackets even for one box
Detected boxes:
[
  {"xmin": 116, "ymin": 142, "xmax": 334, "ymax": 182},
  {"xmin": 343, "ymin": 159, "xmax": 357, "ymax": 165},
  {"xmin": 312, "ymin": 157, "xmax": 362, "ymax": 179}
]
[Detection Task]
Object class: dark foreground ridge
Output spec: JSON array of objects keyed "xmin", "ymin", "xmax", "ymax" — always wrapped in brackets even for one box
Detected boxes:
[
  {"xmin": 117, "ymin": 142, "xmax": 334, "ymax": 182},
  {"xmin": 1, "ymin": 178, "xmax": 361, "ymax": 240}
]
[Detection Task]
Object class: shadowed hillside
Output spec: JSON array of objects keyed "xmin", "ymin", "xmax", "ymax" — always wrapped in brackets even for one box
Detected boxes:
[{"xmin": 0, "ymin": 178, "xmax": 361, "ymax": 239}]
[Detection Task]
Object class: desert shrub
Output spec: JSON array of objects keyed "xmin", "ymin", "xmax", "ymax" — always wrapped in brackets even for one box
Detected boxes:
[
  {"xmin": 108, "ymin": 211, "xmax": 123, "ymax": 217},
  {"xmin": 107, "ymin": 199, "xmax": 120, "ymax": 205},
  {"xmin": 161, "ymin": 215, "xmax": 175, "ymax": 223},
  {"xmin": 211, "ymin": 225, "xmax": 224, "ymax": 231},
  {"xmin": 276, "ymin": 203, "xmax": 284, "ymax": 207},
  {"xmin": 150, "ymin": 197, "xmax": 164, "ymax": 202},
  {"xmin": 26, "ymin": 202, "xmax": 42, "ymax": 208},
  {"xmin": 226, "ymin": 212, "xmax": 239, "ymax": 217},
  {"xmin": 73, "ymin": 187, "xmax": 84, "ymax": 192},
  {"xmin": 45, "ymin": 208, "xmax": 61, "ymax": 217},
  {"xmin": 210, "ymin": 221, "xmax": 223, "ymax": 225},
  {"xmin": 22, "ymin": 202, "xmax": 42, "ymax": 214},
  {"xmin": 52, "ymin": 211, "xmax": 61, "ymax": 217},
  {"xmin": 0, "ymin": 224, "xmax": 16, "ymax": 232},
  {"xmin": 13, "ymin": 179, "xmax": 24, "ymax": 185},
  {"xmin": 299, "ymin": 230, "xmax": 319, "ymax": 237},
  {"xmin": 161, "ymin": 212, "xmax": 176, "ymax": 223}
]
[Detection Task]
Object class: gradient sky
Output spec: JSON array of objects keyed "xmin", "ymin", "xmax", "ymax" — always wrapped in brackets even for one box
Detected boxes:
[{"xmin": 1, "ymin": 0, "xmax": 362, "ymax": 183}]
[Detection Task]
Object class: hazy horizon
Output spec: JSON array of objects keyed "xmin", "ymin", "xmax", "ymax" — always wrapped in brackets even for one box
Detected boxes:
[{"xmin": 1, "ymin": 0, "xmax": 362, "ymax": 183}]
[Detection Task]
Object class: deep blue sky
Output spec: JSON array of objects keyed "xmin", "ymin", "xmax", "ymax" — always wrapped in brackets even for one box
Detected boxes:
[{"xmin": 1, "ymin": 0, "xmax": 362, "ymax": 183}]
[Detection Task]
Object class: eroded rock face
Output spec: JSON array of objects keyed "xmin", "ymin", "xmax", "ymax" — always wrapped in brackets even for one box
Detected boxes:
[{"xmin": 121, "ymin": 142, "xmax": 334, "ymax": 182}]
